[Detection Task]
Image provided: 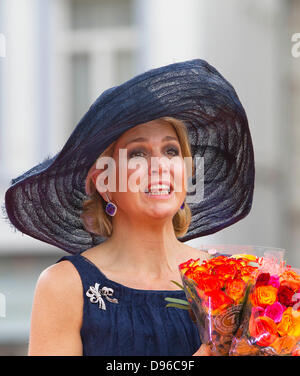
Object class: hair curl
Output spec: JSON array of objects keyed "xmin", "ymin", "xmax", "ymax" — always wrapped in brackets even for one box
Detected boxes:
[{"xmin": 80, "ymin": 117, "xmax": 195, "ymax": 239}]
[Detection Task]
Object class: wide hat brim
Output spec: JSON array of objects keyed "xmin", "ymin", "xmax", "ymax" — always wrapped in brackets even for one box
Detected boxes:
[{"xmin": 3, "ymin": 59, "xmax": 255, "ymax": 254}]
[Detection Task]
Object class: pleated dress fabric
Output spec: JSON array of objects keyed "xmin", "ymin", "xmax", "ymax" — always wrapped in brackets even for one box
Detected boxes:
[{"xmin": 56, "ymin": 251, "xmax": 201, "ymax": 356}]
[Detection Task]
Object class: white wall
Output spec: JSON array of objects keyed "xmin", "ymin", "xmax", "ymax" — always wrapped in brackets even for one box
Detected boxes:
[{"xmin": 136, "ymin": 0, "xmax": 295, "ymax": 264}]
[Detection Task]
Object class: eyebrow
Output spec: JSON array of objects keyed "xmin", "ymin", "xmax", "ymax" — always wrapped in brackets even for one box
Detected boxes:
[{"xmin": 125, "ymin": 136, "xmax": 178, "ymax": 147}]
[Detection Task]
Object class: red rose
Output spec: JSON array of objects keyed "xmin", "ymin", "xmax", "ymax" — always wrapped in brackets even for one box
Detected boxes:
[
  {"xmin": 255, "ymin": 273, "xmax": 270, "ymax": 287},
  {"xmin": 249, "ymin": 316, "xmax": 278, "ymax": 347},
  {"xmin": 277, "ymin": 285, "xmax": 294, "ymax": 307},
  {"xmin": 213, "ymin": 264, "xmax": 237, "ymax": 280},
  {"xmin": 185, "ymin": 269, "xmax": 208, "ymax": 285},
  {"xmin": 197, "ymin": 275, "xmax": 222, "ymax": 292},
  {"xmin": 203, "ymin": 289, "xmax": 233, "ymax": 311},
  {"xmin": 226, "ymin": 278, "xmax": 246, "ymax": 302}
]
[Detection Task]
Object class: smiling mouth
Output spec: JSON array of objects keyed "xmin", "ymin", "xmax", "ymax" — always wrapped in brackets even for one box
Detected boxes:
[
  {"xmin": 145, "ymin": 191, "xmax": 172, "ymax": 196},
  {"xmin": 144, "ymin": 184, "xmax": 174, "ymax": 197}
]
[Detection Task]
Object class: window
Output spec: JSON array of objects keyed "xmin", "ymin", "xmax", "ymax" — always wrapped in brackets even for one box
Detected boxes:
[
  {"xmin": 54, "ymin": 0, "xmax": 138, "ymax": 129},
  {"xmin": 70, "ymin": 0, "xmax": 134, "ymax": 30}
]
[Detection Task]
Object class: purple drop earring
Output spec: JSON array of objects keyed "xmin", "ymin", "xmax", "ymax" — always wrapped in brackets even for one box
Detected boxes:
[
  {"xmin": 105, "ymin": 193, "xmax": 117, "ymax": 216},
  {"xmin": 180, "ymin": 202, "xmax": 185, "ymax": 210}
]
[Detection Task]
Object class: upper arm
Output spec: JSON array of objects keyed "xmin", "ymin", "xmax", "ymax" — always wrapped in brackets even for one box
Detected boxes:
[{"xmin": 28, "ymin": 260, "xmax": 83, "ymax": 356}]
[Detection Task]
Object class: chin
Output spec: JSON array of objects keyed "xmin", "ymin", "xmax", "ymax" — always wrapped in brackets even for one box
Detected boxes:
[{"xmin": 140, "ymin": 203, "xmax": 178, "ymax": 219}]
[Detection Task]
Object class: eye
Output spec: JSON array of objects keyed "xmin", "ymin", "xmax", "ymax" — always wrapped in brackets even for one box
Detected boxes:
[
  {"xmin": 166, "ymin": 147, "xmax": 180, "ymax": 156},
  {"xmin": 128, "ymin": 145, "xmax": 180, "ymax": 159},
  {"xmin": 128, "ymin": 149, "xmax": 146, "ymax": 158}
]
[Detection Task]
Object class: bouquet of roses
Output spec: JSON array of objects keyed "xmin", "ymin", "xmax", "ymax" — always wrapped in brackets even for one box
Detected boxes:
[
  {"xmin": 166, "ymin": 246, "xmax": 284, "ymax": 355},
  {"xmin": 229, "ymin": 260, "xmax": 300, "ymax": 356},
  {"xmin": 166, "ymin": 251, "xmax": 262, "ymax": 355}
]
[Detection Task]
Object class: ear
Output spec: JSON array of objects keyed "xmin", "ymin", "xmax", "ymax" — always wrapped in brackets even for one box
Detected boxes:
[
  {"xmin": 90, "ymin": 169, "xmax": 99, "ymax": 186},
  {"xmin": 85, "ymin": 165, "xmax": 105, "ymax": 196},
  {"xmin": 86, "ymin": 155, "xmax": 116, "ymax": 200}
]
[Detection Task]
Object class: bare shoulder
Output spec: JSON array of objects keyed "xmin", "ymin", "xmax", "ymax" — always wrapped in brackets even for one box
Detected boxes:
[
  {"xmin": 33, "ymin": 259, "xmax": 83, "ymax": 322},
  {"xmin": 39, "ymin": 258, "xmax": 81, "ymax": 283},
  {"xmin": 179, "ymin": 244, "xmax": 210, "ymax": 263},
  {"xmin": 28, "ymin": 259, "xmax": 83, "ymax": 355},
  {"xmin": 37, "ymin": 259, "xmax": 82, "ymax": 296}
]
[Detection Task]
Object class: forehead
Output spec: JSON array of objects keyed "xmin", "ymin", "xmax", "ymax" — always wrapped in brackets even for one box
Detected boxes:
[{"xmin": 116, "ymin": 119, "xmax": 178, "ymax": 147}]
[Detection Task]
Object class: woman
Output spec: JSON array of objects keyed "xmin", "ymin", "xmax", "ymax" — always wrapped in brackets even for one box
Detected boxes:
[{"xmin": 3, "ymin": 59, "xmax": 255, "ymax": 356}]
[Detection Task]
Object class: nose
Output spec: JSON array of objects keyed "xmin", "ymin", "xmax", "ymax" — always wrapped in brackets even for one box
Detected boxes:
[{"xmin": 148, "ymin": 155, "xmax": 171, "ymax": 178}]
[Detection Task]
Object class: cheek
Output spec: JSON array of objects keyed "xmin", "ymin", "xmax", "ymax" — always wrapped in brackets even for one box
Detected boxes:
[
  {"xmin": 116, "ymin": 158, "xmax": 148, "ymax": 193},
  {"xmin": 172, "ymin": 159, "xmax": 187, "ymax": 194}
]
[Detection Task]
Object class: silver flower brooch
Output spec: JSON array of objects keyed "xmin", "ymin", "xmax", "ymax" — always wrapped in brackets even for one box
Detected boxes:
[{"xmin": 86, "ymin": 283, "xmax": 119, "ymax": 310}]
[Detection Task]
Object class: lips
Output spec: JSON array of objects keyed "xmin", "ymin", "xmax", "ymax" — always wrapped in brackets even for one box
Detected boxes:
[{"xmin": 144, "ymin": 181, "xmax": 173, "ymax": 194}]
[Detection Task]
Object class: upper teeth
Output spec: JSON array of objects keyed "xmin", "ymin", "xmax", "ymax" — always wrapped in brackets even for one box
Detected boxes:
[{"xmin": 145, "ymin": 184, "xmax": 170, "ymax": 193}]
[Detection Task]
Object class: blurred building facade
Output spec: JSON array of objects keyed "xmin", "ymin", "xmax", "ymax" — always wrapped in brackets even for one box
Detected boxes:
[{"xmin": 0, "ymin": 0, "xmax": 299, "ymax": 355}]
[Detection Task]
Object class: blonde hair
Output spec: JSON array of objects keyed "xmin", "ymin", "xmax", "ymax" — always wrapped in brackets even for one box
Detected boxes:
[{"xmin": 80, "ymin": 117, "xmax": 195, "ymax": 238}]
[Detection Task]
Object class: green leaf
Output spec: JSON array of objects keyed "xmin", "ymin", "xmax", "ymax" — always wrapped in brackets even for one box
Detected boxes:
[
  {"xmin": 185, "ymin": 284, "xmax": 195, "ymax": 299},
  {"xmin": 166, "ymin": 303, "xmax": 190, "ymax": 310},
  {"xmin": 248, "ymin": 262, "xmax": 259, "ymax": 268},
  {"xmin": 170, "ymin": 280, "xmax": 184, "ymax": 290},
  {"xmin": 164, "ymin": 297, "xmax": 189, "ymax": 305}
]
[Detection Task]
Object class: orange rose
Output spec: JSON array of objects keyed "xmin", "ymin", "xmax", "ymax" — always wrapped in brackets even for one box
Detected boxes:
[
  {"xmin": 202, "ymin": 289, "xmax": 233, "ymax": 313},
  {"xmin": 213, "ymin": 263, "xmax": 238, "ymax": 280},
  {"xmin": 226, "ymin": 279, "xmax": 246, "ymax": 303},
  {"xmin": 179, "ymin": 258, "xmax": 194, "ymax": 270},
  {"xmin": 183, "ymin": 268, "xmax": 196, "ymax": 280},
  {"xmin": 190, "ymin": 258, "xmax": 202, "ymax": 268},
  {"xmin": 197, "ymin": 275, "xmax": 223, "ymax": 292},
  {"xmin": 289, "ymin": 309, "xmax": 300, "ymax": 337},
  {"xmin": 227, "ymin": 259, "xmax": 243, "ymax": 267},
  {"xmin": 271, "ymin": 335, "xmax": 297, "ymax": 355},
  {"xmin": 184, "ymin": 268, "xmax": 207, "ymax": 282},
  {"xmin": 194, "ymin": 265, "xmax": 210, "ymax": 273},
  {"xmin": 277, "ymin": 307, "xmax": 294, "ymax": 336},
  {"xmin": 276, "ymin": 306, "xmax": 300, "ymax": 337},
  {"xmin": 241, "ymin": 265, "xmax": 257, "ymax": 277},
  {"xmin": 249, "ymin": 316, "xmax": 278, "ymax": 347},
  {"xmin": 280, "ymin": 269, "xmax": 300, "ymax": 291},
  {"xmin": 207, "ymin": 256, "xmax": 228, "ymax": 266},
  {"xmin": 179, "ymin": 259, "xmax": 194, "ymax": 275},
  {"xmin": 180, "ymin": 258, "xmax": 207, "ymax": 274},
  {"xmin": 251, "ymin": 285, "xmax": 278, "ymax": 307},
  {"xmin": 240, "ymin": 265, "xmax": 258, "ymax": 283}
]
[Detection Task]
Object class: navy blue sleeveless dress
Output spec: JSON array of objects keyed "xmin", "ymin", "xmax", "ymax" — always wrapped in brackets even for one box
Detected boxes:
[{"xmin": 56, "ymin": 251, "xmax": 201, "ymax": 356}]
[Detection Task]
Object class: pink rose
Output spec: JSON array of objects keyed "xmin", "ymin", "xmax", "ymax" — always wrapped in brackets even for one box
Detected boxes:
[
  {"xmin": 251, "ymin": 306, "xmax": 265, "ymax": 318},
  {"xmin": 264, "ymin": 302, "xmax": 284, "ymax": 323},
  {"xmin": 268, "ymin": 275, "xmax": 280, "ymax": 288}
]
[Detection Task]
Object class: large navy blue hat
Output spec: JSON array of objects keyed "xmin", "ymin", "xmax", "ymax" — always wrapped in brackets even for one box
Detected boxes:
[{"xmin": 3, "ymin": 59, "xmax": 255, "ymax": 254}]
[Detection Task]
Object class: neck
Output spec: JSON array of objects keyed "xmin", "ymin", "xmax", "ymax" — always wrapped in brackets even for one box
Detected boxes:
[{"xmin": 102, "ymin": 214, "xmax": 183, "ymax": 279}]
